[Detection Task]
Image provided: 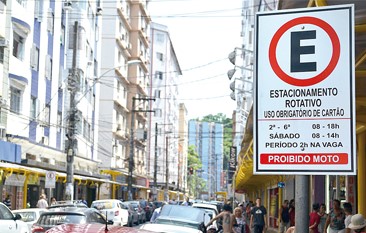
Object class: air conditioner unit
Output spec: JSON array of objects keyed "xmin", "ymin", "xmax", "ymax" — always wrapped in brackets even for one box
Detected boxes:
[
  {"xmin": 120, "ymin": 34, "xmax": 125, "ymax": 41},
  {"xmin": 0, "ymin": 97, "xmax": 6, "ymax": 107},
  {"xmin": 87, "ymin": 60, "xmax": 93, "ymax": 66},
  {"xmin": 63, "ymin": 1, "xmax": 72, "ymax": 10},
  {"xmin": 41, "ymin": 136, "xmax": 49, "ymax": 145},
  {"xmin": 116, "ymin": 123, "xmax": 122, "ymax": 131},
  {"xmin": 96, "ymin": 6, "xmax": 103, "ymax": 16},
  {"xmin": 128, "ymin": 43, "xmax": 132, "ymax": 50},
  {"xmin": 0, "ymin": 38, "xmax": 9, "ymax": 47}
]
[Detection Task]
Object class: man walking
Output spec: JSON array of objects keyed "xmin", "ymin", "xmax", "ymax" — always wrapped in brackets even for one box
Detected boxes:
[
  {"xmin": 206, "ymin": 203, "xmax": 235, "ymax": 233},
  {"xmin": 250, "ymin": 197, "xmax": 267, "ymax": 233},
  {"xmin": 280, "ymin": 200, "xmax": 290, "ymax": 233}
]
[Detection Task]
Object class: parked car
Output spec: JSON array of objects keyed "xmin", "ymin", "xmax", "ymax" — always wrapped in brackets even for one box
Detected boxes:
[
  {"xmin": 120, "ymin": 202, "xmax": 138, "ymax": 226},
  {"xmin": 0, "ymin": 202, "xmax": 29, "ymax": 233},
  {"xmin": 31, "ymin": 207, "xmax": 111, "ymax": 233},
  {"xmin": 47, "ymin": 201, "xmax": 88, "ymax": 210},
  {"xmin": 44, "ymin": 223, "xmax": 154, "ymax": 233},
  {"xmin": 138, "ymin": 199, "xmax": 152, "ymax": 221},
  {"xmin": 13, "ymin": 208, "xmax": 48, "ymax": 232},
  {"xmin": 91, "ymin": 199, "xmax": 129, "ymax": 226},
  {"xmin": 123, "ymin": 201, "xmax": 146, "ymax": 224},
  {"xmin": 140, "ymin": 204, "xmax": 210, "ymax": 233},
  {"xmin": 192, "ymin": 202, "xmax": 219, "ymax": 229}
]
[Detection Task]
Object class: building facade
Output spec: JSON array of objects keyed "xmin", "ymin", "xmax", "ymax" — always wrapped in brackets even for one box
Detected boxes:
[
  {"xmin": 147, "ymin": 22, "xmax": 182, "ymax": 201},
  {"xmin": 188, "ymin": 120, "xmax": 223, "ymax": 199}
]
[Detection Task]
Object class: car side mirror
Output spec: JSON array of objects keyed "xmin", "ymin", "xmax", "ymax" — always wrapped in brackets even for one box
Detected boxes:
[
  {"xmin": 14, "ymin": 213, "xmax": 22, "ymax": 221},
  {"xmin": 107, "ymin": 220, "xmax": 114, "ymax": 225}
]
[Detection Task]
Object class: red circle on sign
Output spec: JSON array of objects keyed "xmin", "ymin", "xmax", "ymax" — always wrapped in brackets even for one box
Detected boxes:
[{"xmin": 269, "ymin": 16, "xmax": 340, "ymax": 86}]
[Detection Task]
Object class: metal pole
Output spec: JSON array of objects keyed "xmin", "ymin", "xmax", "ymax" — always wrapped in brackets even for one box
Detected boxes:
[
  {"xmin": 66, "ymin": 21, "xmax": 78, "ymax": 202},
  {"xmin": 295, "ymin": 175, "xmax": 309, "ymax": 233},
  {"xmin": 153, "ymin": 122, "xmax": 158, "ymax": 201},
  {"xmin": 165, "ymin": 136, "xmax": 169, "ymax": 190},
  {"xmin": 128, "ymin": 97, "xmax": 135, "ymax": 201}
]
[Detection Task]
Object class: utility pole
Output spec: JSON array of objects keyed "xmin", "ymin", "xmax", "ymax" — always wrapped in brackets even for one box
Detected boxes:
[
  {"xmin": 165, "ymin": 136, "xmax": 169, "ymax": 193},
  {"xmin": 66, "ymin": 21, "xmax": 78, "ymax": 202},
  {"xmin": 153, "ymin": 122, "xmax": 158, "ymax": 201},
  {"xmin": 128, "ymin": 97, "xmax": 155, "ymax": 201}
]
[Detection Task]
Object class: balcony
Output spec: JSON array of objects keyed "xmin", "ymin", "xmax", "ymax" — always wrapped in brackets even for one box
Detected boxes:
[{"xmin": 117, "ymin": 7, "xmax": 132, "ymax": 31}]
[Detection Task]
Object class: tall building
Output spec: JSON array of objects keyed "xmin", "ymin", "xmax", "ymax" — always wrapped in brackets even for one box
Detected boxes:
[
  {"xmin": 0, "ymin": 0, "xmax": 104, "ymax": 207},
  {"xmin": 147, "ymin": 22, "xmax": 182, "ymax": 201},
  {"xmin": 98, "ymin": 0, "xmax": 151, "ymax": 200},
  {"xmin": 188, "ymin": 120, "xmax": 223, "ymax": 199}
]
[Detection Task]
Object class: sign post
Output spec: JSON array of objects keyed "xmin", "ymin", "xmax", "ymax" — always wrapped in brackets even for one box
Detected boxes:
[
  {"xmin": 254, "ymin": 5, "xmax": 355, "ymax": 175},
  {"xmin": 254, "ymin": 5, "xmax": 354, "ymax": 233}
]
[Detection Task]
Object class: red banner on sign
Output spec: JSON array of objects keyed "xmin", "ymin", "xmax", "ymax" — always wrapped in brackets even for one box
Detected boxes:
[{"xmin": 260, "ymin": 153, "xmax": 348, "ymax": 164}]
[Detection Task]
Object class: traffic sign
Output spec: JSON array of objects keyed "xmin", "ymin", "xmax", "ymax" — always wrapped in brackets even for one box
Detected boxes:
[
  {"xmin": 45, "ymin": 171, "xmax": 56, "ymax": 188},
  {"xmin": 254, "ymin": 5, "xmax": 355, "ymax": 175}
]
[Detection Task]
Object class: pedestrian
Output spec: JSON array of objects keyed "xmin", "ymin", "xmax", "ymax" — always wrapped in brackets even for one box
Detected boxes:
[
  {"xmin": 324, "ymin": 199, "xmax": 345, "ymax": 233},
  {"xmin": 244, "ymin": 202, "xmax": 252, "ymax": 224},
  {"xmin": 233, "ymin": 207, "xmax": 246, "ymax": 233},
  {"xmin": 150, "ymin": 202, "xmax": 167, "ymax": 223},
  {"xmin": 36, "ymin": 194, "xmax": 49, "ymax": 208},
  {"xmin": 206, "ymin": 203, "xmax": 235, "ymax": 233},
  {"xmin": 289, "ymin": 199, "xmax": 295, "ymax": 227},
  {"xmin": 318, "ymin": 204, "xmax": 328, "ymax": 233},
  {"xmin": 3, "ymin": 194, "xmax": 12, "ymax": 209},
  {"xmin": 250, "ymin": 197, "xmax": 267, "ymax": 233},
  {"xmin": 343, "ymin": 202, "xmax": 353, "ymax": 233},
  {"xmin": 279, "ymin": 200, "xmax": 290, "ymax": 233},
  {"xmin": 348, "ymin": 214, "xmax": 366, "ymax": 233},
  {"xmin": 50, "ymin": 197, "xmax": 57, "ymax": 206},
  {"xmin": 309, "ymin": 203, "xmax": 321, "ymax": 233}
]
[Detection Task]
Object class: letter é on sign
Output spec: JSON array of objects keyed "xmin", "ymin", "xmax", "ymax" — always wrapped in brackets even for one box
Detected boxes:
[{"xmin": 291, "ymin": 30, "xmax": 317, "ymax": 72}]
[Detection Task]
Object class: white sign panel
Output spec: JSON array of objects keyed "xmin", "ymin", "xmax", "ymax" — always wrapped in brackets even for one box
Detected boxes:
[
  {"xmin": 254, "ymin": 5, "xmax": 355, "ymax": 174},
  {"xmin": 45, "ymin": 171, "xmax": 56, "ymax": 188}
]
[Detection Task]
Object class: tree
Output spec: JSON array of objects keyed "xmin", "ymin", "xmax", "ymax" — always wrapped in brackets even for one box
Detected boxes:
[{"xmin": 187, "ymin": 145, "xmax": 205, "ymax": 198}]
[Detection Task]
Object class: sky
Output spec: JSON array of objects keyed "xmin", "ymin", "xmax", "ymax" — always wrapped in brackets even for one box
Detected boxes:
[{"xmin": 148, "ymin": 0, "xmax": 243, "ymax": 120}]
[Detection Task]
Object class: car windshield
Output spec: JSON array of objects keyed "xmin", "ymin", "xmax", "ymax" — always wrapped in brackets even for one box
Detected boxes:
[
  {"xmin": 91, "ymin": 201, "xmax": 116, "ymax": 210},
  {"xmin": 160, "ymin": 205, "xmax": 202, "ymax": 222},
  {"xmin": 38, "ymin": 213, "xmax": 86, "ymax": 226},
  {"xmin": 16, "ymin": 212, "xmax": 36, "ymax": 222}
]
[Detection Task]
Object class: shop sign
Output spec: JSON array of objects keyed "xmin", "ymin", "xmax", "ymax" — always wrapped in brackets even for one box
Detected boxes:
[{"xmin": 5, "ymin": 174, "xmax": 25, "ymax": 186}]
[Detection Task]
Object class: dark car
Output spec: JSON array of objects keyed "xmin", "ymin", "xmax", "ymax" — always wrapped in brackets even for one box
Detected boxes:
[
  {"xmin": 120, "ymin": 202, "xmax": 139, "ymax": 226},
  {"xmin": 45, "ymin": 223, "xmax": 154, "ymax": 233},
  {"xmin": 139, "ymin": 199, "xmax": 152, "ymax": 221},
  {"xmin": 123, "ymin": 201, "xmax": 146, "ymax": 224},
  {"xmin": 31, "ymin": 207, "xmax": 110, "ymax": 233}
]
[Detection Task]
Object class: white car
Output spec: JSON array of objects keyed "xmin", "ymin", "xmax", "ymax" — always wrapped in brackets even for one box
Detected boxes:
[
  {"xmin": 90, "ymin": 199, "xmax": 128, "ymax": 226},
  {"xmin": 192, "ymin": 202, "xmax": 219, "ymax": 229},
  {"xmin": 0, "ymin": 202, "xmax": 29, "ymax": 233},
  {"xmin": 12, "ymin": 208, "xmax": 48, "ymax": 232},
  {"xmin": 140, "ymin": 205, "xmax": 209, "ymax": 233}
]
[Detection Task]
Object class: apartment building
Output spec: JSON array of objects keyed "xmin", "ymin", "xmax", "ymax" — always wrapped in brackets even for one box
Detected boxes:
[
  {"xmin": 147, "ymin": 22, "xmax": 182, "ymax": 201},
  {"xmin": 98, "ymin": 0, "xmax": 151, "ymax": 200},
  {"xmin": 0, "ymin": 0, "xmax": 104, "ymax": 208}
]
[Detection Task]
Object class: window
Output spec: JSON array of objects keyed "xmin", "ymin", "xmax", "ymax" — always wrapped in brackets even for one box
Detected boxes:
[
  {"xmin": 154, "ymin": 108, "xmax": 162, "ymax": 117},
  {"xmin": 0, "ymin": 204, "xmax": 13, "ymax": 219},
  {"xmin": 10, "ymin": 86, "xmax": 21, "ymax": 113},
  {"xmin": 45, "ymin": 55, "xmax": 52, "ymax": 79},
  {"xmin": 155, "ymin": 71, "xmax": 163, "ymax": 80},
  {"xmin": 30, "ymin": 97, "xmax": 37, "ymax": 119},
  {"xmin": 0, "ymin": 46, "xmax": 4, "ymax": 64},
  {"xmin": 57, "ymin": 111, "xmax": 62, "ymax": 132},
  {"xmin": 157, "ymin": 52, "xmax": 163, "ymax": 61},
  {"xmin": 156, "ymin": 33, "xmax": 164, "ymax": 43},
  {"xmin": 47, "ymin": 8, "xmax": 54, "ymax": 33},
  {"xmin": 12, "ymin": 32, "xmax": 25, "ymax": 60},
  {"xmin": 30, "ymin": 44, "xmax": 39, "ymax": 70},
  {"xmin": 44, "ymin": 104, "xmax": 50, "ymax": 125},
  {"xmin": 154, "ymin": 89, "xmax": 161, "ymax": 98}
]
